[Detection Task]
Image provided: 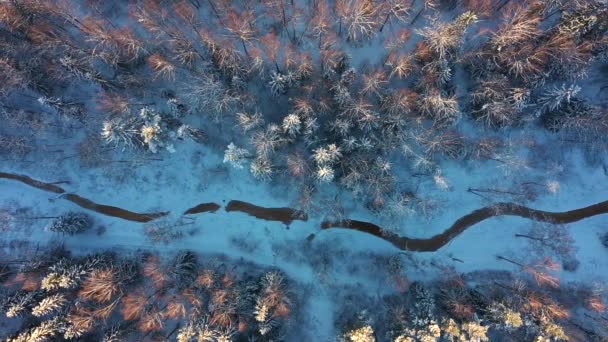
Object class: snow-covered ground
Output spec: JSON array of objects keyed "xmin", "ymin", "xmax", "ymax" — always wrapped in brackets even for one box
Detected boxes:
[{"xmin": 2, "ymin": 132, "xmax": 607, "ymax": 339}]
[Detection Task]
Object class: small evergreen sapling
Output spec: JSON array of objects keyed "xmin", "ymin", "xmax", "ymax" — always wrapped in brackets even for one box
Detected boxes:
[{"xmin": 48, "ymin": 212, "xmax": 92, "ymax": 235}]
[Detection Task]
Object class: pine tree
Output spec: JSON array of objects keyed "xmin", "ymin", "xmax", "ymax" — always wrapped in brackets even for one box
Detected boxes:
[
  {"xmin": 101, "ymin": 117, "xmax": 141, "ymax": 149},
  {"xmin": 536, "ymin": 84, "xmax": 581, "ymax": 115},
  {"xmin": 171, "ymin": 251, "xmax": 198, "ymax": 285},
  {"xmin": 3, "ymin": 290, "xmax": 42, "ymax": 318},
  {"xmin": 32, "ymin": 293, "xmax": 66, "ymax": 317},
  {"xmin": 7, "ymin": 316, "xmax": 64, "ymax": 342}
]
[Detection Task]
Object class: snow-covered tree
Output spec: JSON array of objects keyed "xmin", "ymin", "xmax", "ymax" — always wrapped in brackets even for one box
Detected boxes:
[
  {"xmin": 101, "ymin": 118, "xmax": 141, "ymax": 149},
  {"xmin": 316, "ymin": 165, "xmax": 335, "ymax": 182},
  {"xmin": 32, "ymin": 294, "xmax": 66, "ymax": 317},
  {"xmin": 536, "ymin": 84, "xmax": 581, "ymax": 115},
  {"xmin": 251, "ymin": 124, "xmax": 285, "ymax": 157},
  {"xmin": 417, "ymin": 12, "xmax": 478, "ymax": 60},
  {"xmin": 250, "ymin": 156, "xmax": 274, "ymax": 180},
  {"xmin": 336, "ymin": 0, "xmax": 378, "ymax": 42},
  {"xmin": 419, "ymin": 91, "xmax": 461, "ymax": 127},
  {"xmin": 282, "ymin": 113, "xmax": 302, "ymax": 137},
  {"xmin": 236, "ymin": 111, "xmax": 264, "ymax": 132}
]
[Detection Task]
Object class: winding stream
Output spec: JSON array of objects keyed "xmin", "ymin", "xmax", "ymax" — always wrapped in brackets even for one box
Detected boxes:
[
  {"xmin": 2, "ymin": 171, "xmax": 607, "ymax": 251},
  {"xmin": 225, "ymin": 200, "xmax": 308, "ymax": 224},
  {"xmin": 0, "ymin": 172, "xmax": 168, "ymax": 223},
  {"xmin": 321, "ymin": 200, "xmax": 608, "ymax": 251},
  {"xmin": 184, "ymin": 202, "xmax": 221, "ymax": 215}
]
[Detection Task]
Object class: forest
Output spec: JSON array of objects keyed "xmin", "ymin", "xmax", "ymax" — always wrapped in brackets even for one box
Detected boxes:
[{"xmin": 0, "ymin": 0, "xmax": 607, "ymax": 340}]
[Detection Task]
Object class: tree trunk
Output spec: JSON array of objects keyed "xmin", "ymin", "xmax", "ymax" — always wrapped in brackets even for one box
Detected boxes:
[
  {"xmin": 240, "ymin": 39, "xmax": 250, "ymax": 58},
  {"xmin": 379, "ymin": 13, "xmax": 391, "ymax": 32},
  {"xmin": 410, "ymin": 9, "xmax": 423, "ymax": 25},
  {"xmin": 514, "ymin": 233, "xmax": 544, "ymax": 242},
  {"xmin": 497, "ymin": 255, "xmax": 524, "ymax": 267},
  {"xmin": 207, "ymin": 0, "xmax": 220, "ymax": 18}
]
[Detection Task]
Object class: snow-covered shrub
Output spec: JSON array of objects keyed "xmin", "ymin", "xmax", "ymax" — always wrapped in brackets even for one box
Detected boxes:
[
  {"xmin": 0, "ymin": 135, "xmax": 31, "ymax": 157},
  {"xmin": 101, "ymin": 106, "xmax": 191, "ymax": 154},
  {"xmin": 140, "ymin": 122, "xmax": 161, "ymax": 151},
  {"xmin": 143, "ymin": 219, "xmax": 186, "ymax": 243},
  {"xmin": 223, "ymin": 143, "xmax": 250, "ymax": 169},
  {"xmin": 433, "ymin": 173, "xmax": 450, "ymax": 190},
  {"xmin": 139, "ymin": 107, "xmax": 175, "ymax": 153},
  {"xmin": 47, "ymin": 212, "xmax": 92, "ymax": 235},
  {"xmin": 600, "ymin": 232, "xmax": 608, "ymax": 248},
  {"xmin": 176, "ymin": 124, "xmax": 207, "ymax": 143}
]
